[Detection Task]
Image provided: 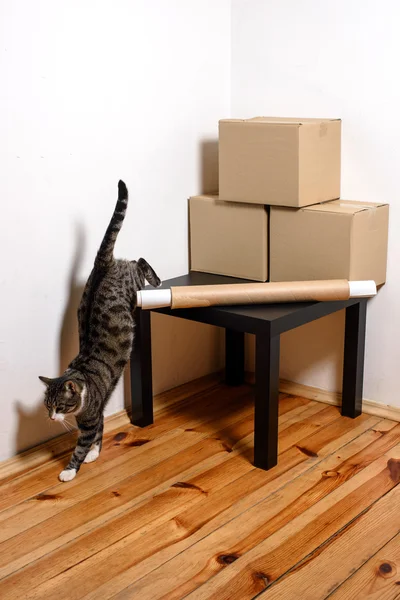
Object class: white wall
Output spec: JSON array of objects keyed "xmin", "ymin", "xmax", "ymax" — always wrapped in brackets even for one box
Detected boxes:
[
  {"xmin": 232, "ymin": 0, "xmax": 399, "ymax": 405},
  {"xmin": 0, "ymin": 0, "xmax": 230, "ymax": 460}
]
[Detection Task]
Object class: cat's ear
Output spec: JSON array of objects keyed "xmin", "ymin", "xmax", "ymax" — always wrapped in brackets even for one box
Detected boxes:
[
  {"xmin": 38, "ymin": 376, "xmax": 52, "ymax": 387},
  {"xmin": 64, "ymin": 380, "xmax": 79, "ymax": 394}
]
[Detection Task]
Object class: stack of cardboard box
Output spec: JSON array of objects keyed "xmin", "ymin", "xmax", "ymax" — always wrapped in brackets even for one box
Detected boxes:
[{"xmin": 189, "ymin": 117, "xmax": 389, "ymax": 286}]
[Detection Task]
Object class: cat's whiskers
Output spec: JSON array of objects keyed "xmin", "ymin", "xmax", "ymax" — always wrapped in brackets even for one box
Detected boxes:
[
  {"xmin": 60, "ymin": 419, "xmax": 73, "ymax": 433},
  {"xmin": 64, "ymin": 416, "xmax": 77, "ymax": 432}
]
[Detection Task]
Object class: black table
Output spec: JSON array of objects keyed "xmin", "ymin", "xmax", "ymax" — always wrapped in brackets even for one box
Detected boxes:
[{"xmin": 129, "ymin": 272, "xmax": 367, "ymax": 471}]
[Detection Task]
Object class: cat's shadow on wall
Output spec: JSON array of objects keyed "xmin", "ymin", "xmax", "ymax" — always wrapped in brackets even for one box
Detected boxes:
[
  {"xmin": 13, "ymin": 224, "xmax": 85, "ymax": 457},
  {"xmin": 58, "ymin": 223, "xmax": 86, "ymax": 375}
]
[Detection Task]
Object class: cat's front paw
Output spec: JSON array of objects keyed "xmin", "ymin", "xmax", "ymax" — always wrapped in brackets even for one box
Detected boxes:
[
  {"xmin": 59, "ymin": 468, "xmax": 77, "ymax": 482},
  {"xmin": 84, "ymin": 447, "xmax": 100, "ymax": 463}
]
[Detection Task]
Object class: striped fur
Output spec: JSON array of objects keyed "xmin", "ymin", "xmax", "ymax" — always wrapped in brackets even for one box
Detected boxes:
[{"xmin": 39, "ymin": 180, "xmax": 160, "ymax": 481}]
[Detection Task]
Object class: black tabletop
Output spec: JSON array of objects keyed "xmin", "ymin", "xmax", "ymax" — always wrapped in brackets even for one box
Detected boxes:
[{"xmin": 147, "ymin": 272, "xmax": 360, "ymax": 335}]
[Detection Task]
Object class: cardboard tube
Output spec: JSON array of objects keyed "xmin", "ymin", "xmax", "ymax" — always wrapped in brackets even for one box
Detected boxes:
[
  {"xmin": 170, "ymin": 280, "xmax": 352, "ymax": 309},
  {"xmin": 136, "ymin": 289, "xmax": 171, "ymax": 309},
  {"xmin": 136, "ymin": 280, "xmax": 377, "ymax": 310},
  {"xmin": 348, "ymin": 280, "xmax": 376, "ymax": 297}
]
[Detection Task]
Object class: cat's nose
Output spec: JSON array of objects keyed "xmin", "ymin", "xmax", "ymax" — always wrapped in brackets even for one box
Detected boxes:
[{"xmin": 50, "ymin": 414, "xmax": 56, "ymax": 420}]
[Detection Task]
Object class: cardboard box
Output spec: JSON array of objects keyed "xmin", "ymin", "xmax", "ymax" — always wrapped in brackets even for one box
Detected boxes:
[
  {"xmin": 189, "ymin": 194, "xmax": 268, "ymax": 281},
  {"xmin": 270, "ymin": 200, "xmax": 389, "ymax": 285},
  {"xmin": 219, "ymin": 117, "xmax": 341, "ymax": 207}
]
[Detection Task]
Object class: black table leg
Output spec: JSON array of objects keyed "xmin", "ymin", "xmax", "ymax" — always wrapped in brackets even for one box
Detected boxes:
[
  {"xmin": 254, "ymin": 333, "xmax": 280, "ymax": 470},
  {"xmin": 342, "ymin": 300, "xmax": 367, "ymax": 418},
  {"xmin": 225, "ymin": 329, "xmax": 245, "ymax": 386},
  {"xmin": 129, "ymin": 308, "xmax": 154, "ymax": 427}
]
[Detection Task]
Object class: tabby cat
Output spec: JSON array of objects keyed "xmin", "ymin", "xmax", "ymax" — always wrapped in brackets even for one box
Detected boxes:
[{"xmin": 39, "ymin": 180, "xmax": 160, "ymax": 482}]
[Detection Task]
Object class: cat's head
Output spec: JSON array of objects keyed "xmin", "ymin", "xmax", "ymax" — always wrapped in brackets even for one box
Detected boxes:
[{"xmin": 38, "ymin": 376, "xmax": 85, "ymax": 421}]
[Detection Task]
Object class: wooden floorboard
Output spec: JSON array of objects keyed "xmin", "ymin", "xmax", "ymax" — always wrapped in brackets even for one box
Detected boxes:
[
  {"xmin": 0, "ymin": 375, "xmax": 399, "ymax": 600},
  {"xmin": 328, "ymin": 531, "xmax": 400, "ymax": 599}
]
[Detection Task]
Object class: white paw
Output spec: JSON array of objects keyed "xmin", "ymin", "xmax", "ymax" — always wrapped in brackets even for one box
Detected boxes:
[
  {"xmin": 59, "ymin": 468, "xmax": 77, "ymax": 482},
  {"xmin": 84, "ymin": 446, "xmax": 100, "ymax": 463}
]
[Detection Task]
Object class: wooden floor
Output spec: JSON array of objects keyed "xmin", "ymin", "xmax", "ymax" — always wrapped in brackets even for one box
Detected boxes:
[{"xmin": 1, "ymin": 374, "xmax": 400, "ymax": 600}]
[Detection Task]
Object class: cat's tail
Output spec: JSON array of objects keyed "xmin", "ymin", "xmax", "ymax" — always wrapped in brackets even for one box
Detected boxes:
[{"xmin": 96, "ymin": 180, "xmax": 128, "ymax": 267}]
